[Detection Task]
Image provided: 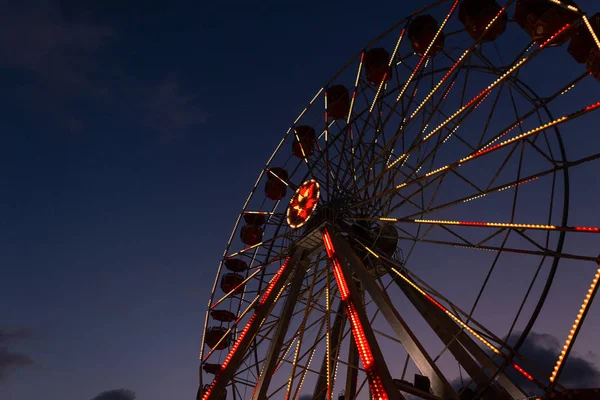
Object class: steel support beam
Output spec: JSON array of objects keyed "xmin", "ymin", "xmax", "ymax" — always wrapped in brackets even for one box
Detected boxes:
[
  {"xmin": 390, "ymin": 271, "xmax": 525, "ymax": 400},
  {"xmin": 343, "ymin": 282, "xmax": 362, "ymax": 400},
  {"xmin": 251, "ymin": 259, "xmax": 310, "ymax": 400},
  {"xmin": 330, "ymin": 233, "xmax": 460, "ymax": 400},
  {"xmin": 313, "ymin": 300, "xmax": 347, "ymax": 400},
  {"xmin": 201, "ymin": 249, "xmax": 307, "ymax": 400},
  {"xmin": 323, "ymin": 228, "xmax": 404, "ymax": 400},
  {"xmin": 344, "ymin": 336, "xmax": 359, "ymax": 400}
]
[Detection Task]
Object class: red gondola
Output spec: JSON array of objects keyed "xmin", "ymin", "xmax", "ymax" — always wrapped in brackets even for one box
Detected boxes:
[
  {"xmin": 265, "ymin": 168, "xmax": 289, "ymax": 201},
  {"xmin": 224, "ymin": 258, "xmax": 248, "ymax": 272},
  {"xmin": 204, "ymin": 326, "xmax": 232, "ymax": 350},
  {"xmin": 243, "ymin": 213, "xmax": 266, "ymax": 226},
  {"xmin": 240, "ymin": 224, "xmax": 263, "ymax": 245},
  {"xmin": 365, "ymin": 48, "xmax": 392, "ymax": 85},
  {"xmin": 458, "ymin": 0, "xmax": 507, "ymax": 42},
  {"xmin": 408, "ymin": 15, "xmax": 445, "ymax": 57},
  {"xmin": 292, "ymin": 126, "xmax": 317, "ymax": 158},
  {"xmin": 202, "ymin": 363, "xmax": 221, "ymax": 375},
  {"xmin": 326, "ymin": 85, "xmax": 350, "ymax": 120},
  {"xmin": 210, "ymin": 309, "xmax": 237, "ymax": 323},
  {"xmin": 587, "ymin": 48, "xmax": 600, "ymax": 81},
  {"xmin": 514, "ymin": 0, "xmax": 578, "ymax": 46},
  {"xmin": 568, "ymin": 14, "xmax": 600, "ymax": 63},
  {"xmin": 220, "ymin": 273, "xmax": 245, "ymax": 294}
]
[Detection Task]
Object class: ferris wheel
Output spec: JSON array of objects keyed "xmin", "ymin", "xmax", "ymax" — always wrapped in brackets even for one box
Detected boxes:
[{"xmin": 198, "ymin": 0, "xmax": 600, "ymax": 399}]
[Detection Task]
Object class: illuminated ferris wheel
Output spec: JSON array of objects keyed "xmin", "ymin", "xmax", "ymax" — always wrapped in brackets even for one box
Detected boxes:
[{"xmin": 198, "ymin": 1, "xmax": 600, "ymax": 399}]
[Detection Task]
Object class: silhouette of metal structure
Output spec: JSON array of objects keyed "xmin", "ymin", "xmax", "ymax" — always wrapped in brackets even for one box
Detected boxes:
[{"xmin": 198, "ymin": 1, "xmax": 600, "ymax": 398}]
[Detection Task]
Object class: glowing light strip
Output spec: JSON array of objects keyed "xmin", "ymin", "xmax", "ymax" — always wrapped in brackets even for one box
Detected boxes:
[
  {"xmin": 294, "ymin": 131, "xmax": 309, "ymax": 163},
  {"xmin": 482, "ymin": 119, "xmax": 523, "ymax": 150},
  {"xmin": 550, "ymin": 267, "xmax": 600, "ymax": 382},
  {"xmin": 547, "ymin": 0, "xmax": 580, "ymax": 13},
  {"xmin": 387, "ymin": 264, "xmax": 535, "ymax": 382},
  {"xmin": 210, "ymin": 268, "xmax": 263, "ymax": 309},
  {"xmin": 347, "ymin": 52, "xmax": 365, "ymax": 125},
  {"xmin": 267, "ymin": 168, "xmax": 290, "ymax": 187},
  {"xmin": 410, "ymin": 49, "xmax": 468, "ymax": 120},
  {"xmin": 461, "ymin": 176, "xmax": 539, "ymax": 204},
  {"xmin": 201, "ymin": 258, "xmax": 291, "ymax": 400},
  {"xmin": 385, "ymin": 100, "xmax": 600, "ymax": 193},
  {"xmin": 396, "ymin": 23, "xmax": 571, "ymax": 169},
  {"xmin": 582, "ymin": 14, "xmax": 600, "ymax": 50},
  {"xmin": 294, "ymin": 88, "xmax": 324, "ymax": 125},
  {"xmin": 395, "ymin": 0, "xmax": 460, "ymax": 104},
  {"xmin": 293, "ymin": 326, "xmax": 321, "ymax": 400},
  {"xmin": 368, "ymin": 29, "xmax": 406, "ymax": 115},
  {"xmin": 322, "ymin": 229, "xmax": 389, "ymax": 400},
  {"xmin": 366, "ymin": 217, "xmax": 600, "ymax": 233}
]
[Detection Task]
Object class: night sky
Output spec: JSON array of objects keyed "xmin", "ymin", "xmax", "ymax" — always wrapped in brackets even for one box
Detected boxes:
[{"xmin": 2, "ymin": 1, "xmax": 600, "ymax": 399}]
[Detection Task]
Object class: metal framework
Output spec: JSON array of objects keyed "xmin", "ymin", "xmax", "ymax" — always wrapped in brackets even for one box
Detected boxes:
[{"xmin": 199, "ymin": 1, "xmax": 600, "ymax": 399}]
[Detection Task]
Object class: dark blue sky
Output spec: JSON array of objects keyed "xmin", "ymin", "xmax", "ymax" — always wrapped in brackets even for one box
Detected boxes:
[{"xmin": 2, "ymin": 1, "xmax": 600, "ymax": 399}]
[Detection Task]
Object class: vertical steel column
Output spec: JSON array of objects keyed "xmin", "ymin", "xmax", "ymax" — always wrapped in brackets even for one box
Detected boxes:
[
  {"xmin": 201, "ymin": 250, "xmax": 306, "ymax": 400},
  {"xmin": 344, "ymin": 336, "xmax": 359, "ymax": 400},
  {"xmin": 251, "ymin": 258, "xmax": 310, "ymax": 400},
  {"xmin": 391, "ymin": 273, "xmax": 525, "ymax": 400},
  {"xmin": 323, "ymin": 228, "xmax": 404, "ymax": 400},
  {"xmin": 313, "ymin": 300, "xmax": 347, "ymax": 400},
  {"xmin": 330, "ymin": 233, "xmax": 460, "ymax": 400}
]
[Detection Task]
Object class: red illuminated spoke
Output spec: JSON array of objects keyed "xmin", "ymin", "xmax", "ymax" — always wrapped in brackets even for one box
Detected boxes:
[
  {"xmin": 348, "ymin": 6, "xmax": 515, "ymax": 192},
  {"xmin": 351, "ymin": 99, "xmax": 600, "ymax": 210},
  {"xmin": 356, "ymin": 217, "xmax": 600, "ymax": 234},
  {"xmin": 351, "ymin": 26, "xmax": 580, "ymax": 199},
  {"xmin": 351, "ymin": 240, "xmax": 550, "ymax": 388}
]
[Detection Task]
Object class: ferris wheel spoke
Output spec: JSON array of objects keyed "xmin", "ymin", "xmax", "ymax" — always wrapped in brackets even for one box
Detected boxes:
[
  {"xmin": 355, "ymin": 243, "xmax": 543, "ymax": 396},
  {"xmin": 251, "ymin": 263, "xmax": 308, "ymax": 400},
  {"xmin": 200, "ymin": 252, "xmax": 308, "ymax": 400},
  {"xmin": 352, "ymin": 25, "xmax": 576, "ymax": 198},
  {"xmin": 403, "ymin": 235, "xmax": 596, "ymax": 262},
  {"xmin": 329, "ymin": 230, "xmax": 460, "ymax": 399},
  {"xmin": 348, "ymin": 6, "xmax": 515, "ymax": 192},
  {"xmin": 351, "ymin": 238, "xmax": 538, "ymax": 397},
  {"xmin": 350, "ymin": 98, "xmax": 600, "ymax": 210},
  {"xmin": 363, "ymin": 216, "xmax": 600, "ymax": 234},
  {"xmin": 397, "ymin": 150, "xmax": 600, "ymax": 221},
  {"xmin": 282, "ymin": 263, "xmax": 321, "ymax": 400},
  {"xmin": 322, "ymin": 228, "xmax": 405, "ymax": 400},
  {"xmin": 549, "ymin": 263, "xmax": 600, "ymax": 389}
]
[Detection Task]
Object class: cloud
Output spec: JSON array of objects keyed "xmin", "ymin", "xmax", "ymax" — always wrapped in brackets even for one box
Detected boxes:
[
  {"xmin": 442, "ymin": 332, "xmax": 600, "ymax": 397},
  {"xmin": 91, "ymin": 389, "xmax": 136, "ymax": 400},
  {"xmin": 0, "ymin": 328, "xmax": 33, "ymax": 383},
  {"xmin": 0, "ymin": 0, "xmax": 206, "ymax": 139},
  {"xmin": 127, "ymin": 77, "xmax": 209, "ymax": 141},
  {"xmin": 0, "ymin": 0, "xmax": 114, "ymax": 93}
]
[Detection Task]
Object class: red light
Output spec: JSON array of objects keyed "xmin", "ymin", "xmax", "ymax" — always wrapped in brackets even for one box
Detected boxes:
[
  {"xmin": 287, "ymin": 180, "xmax": 320, "ymax": 229},
  {"xmin": 585, "ymin": 101, "xmax": 600, "ymax": 111},
  {"xmin": 512, "ymin": 363, "xmax": 534, "ymax": 381},
  {"xmin": 322, "ymin": 229, "xmax": 390, "ymax": 400},
  {"xmin": 202, "ymin": 257, "xmax": 291, "ymax": 400}
]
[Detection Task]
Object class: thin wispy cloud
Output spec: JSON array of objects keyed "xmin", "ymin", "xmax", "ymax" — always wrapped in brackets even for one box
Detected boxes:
[
  {"xmin": 0, "ymin": 328, "xmax": 33, "ymax": 383},
  {"xmin": 0, "ymin": 0, "xmax": 206, "ymax": 139}
]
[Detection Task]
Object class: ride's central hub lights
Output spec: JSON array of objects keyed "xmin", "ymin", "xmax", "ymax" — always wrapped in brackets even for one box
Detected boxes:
[{"xmin": 286, "ymin": 179, "xmax": 320, "ymax": 229}]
